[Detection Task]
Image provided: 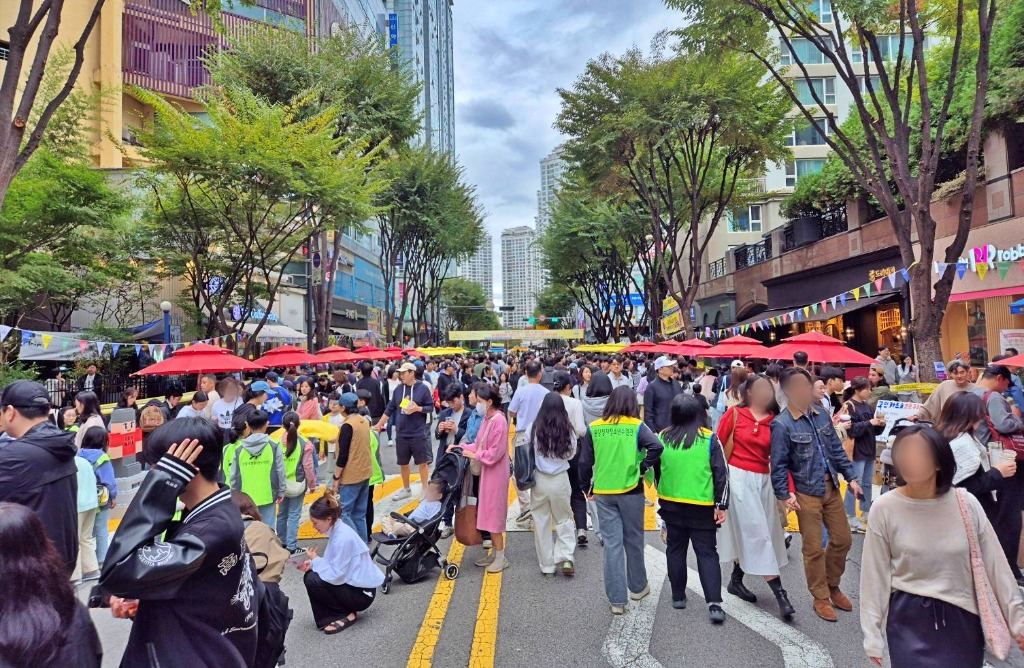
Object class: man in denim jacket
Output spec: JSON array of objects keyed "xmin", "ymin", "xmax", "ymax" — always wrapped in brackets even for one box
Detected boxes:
[{"xmin": 770, "ymin": 368, "xmax": 863, "ymax": 623}]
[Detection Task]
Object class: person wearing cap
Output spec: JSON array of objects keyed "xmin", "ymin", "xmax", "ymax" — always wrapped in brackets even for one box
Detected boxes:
[
  {"xmin": 972, "ymin": 364, "xmax": 1024, "ymax": 584},
  {"xmin": 331, "ymin": 392, "xmax": 373, "ymax": 542},
  {"xmin": 993, "ymin": 353, "xmax": 1024, "ymax": 410},
  {"xmin": 375, "ymin": 362, "xmax": 435, "ymax": 500},
  {"xmin": 644, "ymin": 357, "xmax": 683, "ymax": 434},
  {"xmin": 262, "ymin": 371, "xmax": 292, "ymax": 428},
  {"xmin": 0, "ymin": 380, "xmax": 79, "ymax": 574},
  {"xmin": 914, "ymin": 359, "xmax": 976, "ymax": 421},
  {"xmin": 232, "ymin": 380, "xmax": 270, "ymax": 428}
]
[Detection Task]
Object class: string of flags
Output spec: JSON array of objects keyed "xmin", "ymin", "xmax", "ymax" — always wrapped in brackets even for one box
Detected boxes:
[
  {"xmin": 697, "ymin": 267, "xmax": 911, "ymax": 339},
  {"xmin": 934, "ymin": 259, "xmax": 1024, "ymax": 282},
  {"xmin": 0, "ymin": 327, "xmax": 285, "ymax": 361}
]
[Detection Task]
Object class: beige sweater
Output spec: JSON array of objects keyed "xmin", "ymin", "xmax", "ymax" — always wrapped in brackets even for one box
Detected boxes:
[
  {"xmin": 915, "ymin": 380, "xmax": 975, "ymax": 421},
  {"xmin": 860, "ymin": 489, "xmax": 1024, "ymax": 658}
]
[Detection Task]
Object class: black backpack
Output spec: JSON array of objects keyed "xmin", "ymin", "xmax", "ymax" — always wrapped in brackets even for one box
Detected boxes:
[{"xmin": 253, "ymin": 572, "xmax": 293, "ymax": 668}]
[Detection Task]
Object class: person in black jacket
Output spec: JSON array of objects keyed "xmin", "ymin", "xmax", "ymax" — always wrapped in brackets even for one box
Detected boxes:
[
  {"xmin": 355, "ymin": 362, "xmax": 386, "ymax": 421},
  {"xmin": 375, "ymin": 362, "xmax": 435, "ymax": 499},
  {"xmin": 840, "ymin": 377, "xmax": 884, "ymax": 534},
  {"xmin": 644, "ymin": 357, "xmax": 683, "ymax": 434},
  {"xmin": 0, "ymin": 380, "xmax": 79, "ymax": 575},
  {"xmin": 99, "ymin": 418, "xmax": 259, "ymax": 667}
]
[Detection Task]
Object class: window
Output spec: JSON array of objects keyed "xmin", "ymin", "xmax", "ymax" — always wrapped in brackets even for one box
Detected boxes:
[
  {"xmin": 785, "ymin": 118, "xmax": 830, "ymax": 146},
  {"xmin": 856, "ymin": 75, "xmax": 883, "ymax": 93},
  {"xmin": 0, "ymin": 41, "xmax": 9, "ymax": 61},
  {"xmin": 729, "ymin": 205, "xmax": 763, "ymax": 233},
  {"xmin": 851, "ymin": 35, "xmax": 919, "ymax": 63},
  {"xmin": 781, "ymin": 37, "xmax": 826, "ymax": 65},
  {"xmin": 808, "ymin": 0, "xmax": 833, "ymax": 23},
  {"xmin": 794, "ymin": 77, "xmax": 835, "ymax": 105},
  {"xmin": 785, "ymin": 159, "xmax": 826, "ymax": 187}
]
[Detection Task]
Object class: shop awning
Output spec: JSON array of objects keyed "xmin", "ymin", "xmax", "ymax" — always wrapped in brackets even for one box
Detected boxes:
[
  {"xmin": 330, "ymin": 327, "xmax": 371, "ymax": 337},
  {"xmin": 227, "ymin": 321, "xmax": 307, "ymax": 342},
  {"xmin": 732, "ymin": 293, "xmax": 898, "ymax": 329}
]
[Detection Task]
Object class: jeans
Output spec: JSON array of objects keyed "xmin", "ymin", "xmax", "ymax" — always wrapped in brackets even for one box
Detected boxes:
[
  {"xmin": 843, "ymin": 459, "xmax": 875, "ymax": 518},
  {"xmin": 258, "ymin": 503, "xmax": 277, "ymax": 529},
  {"xmin": 339, "ymin": 481, "xmax": 370, "ymax": 543},
  {"xmin": 95, "ymin": 503, "xmax": 111, "ymax": 565},
  {"xmin": 277, "ymin": 495, "xmax": 304, "ymax": 551},
  {"xmin": 594, "ymin": 494, "xmax": 648, "ymax": 606}
]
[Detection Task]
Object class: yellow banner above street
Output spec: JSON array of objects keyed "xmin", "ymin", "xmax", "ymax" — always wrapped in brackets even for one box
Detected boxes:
[{"xmin": 448, "ymin": 329, "xmax": 584, "ymax": 341}]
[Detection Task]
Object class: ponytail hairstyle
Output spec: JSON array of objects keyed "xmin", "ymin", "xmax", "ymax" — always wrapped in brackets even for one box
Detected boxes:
[
  {"xmin": 282, "ymin": 410, "xmax": 301, "ymax": 457},
  {"xmin": 309, "ymin": 489, "xmax": 341, "ymax": 525}
]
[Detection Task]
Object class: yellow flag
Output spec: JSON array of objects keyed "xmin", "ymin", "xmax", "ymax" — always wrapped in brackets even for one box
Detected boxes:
[
  {"xmin": 41, "ymin": 334, "xmax": 53, "ymax": 349},
  {"xmin": 978, "ymin": 263, "xmax": 989, "ymax": 280},
  {"xmin": 852, "ymin": 287, "xmax": 861, "ymax": 301}
]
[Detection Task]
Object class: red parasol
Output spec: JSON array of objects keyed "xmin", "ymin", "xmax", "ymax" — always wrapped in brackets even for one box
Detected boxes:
[
  {"xmin": 652, "ymin": 338, "xmax": 714, "ymax": 357},
  {"xmin": 352, "ymin": 345, "xmax": 402, "ymax": 361},
  {"xmin": 385, "ymin": 346, "xmax": 426, "ymax": 358},
  {"xmin": 622, "ymin": 341, "xmax": 657, "ymax": 354},
  {"xmin": 253, "ymin": 344, "xmax": 322, "ymax": 368},
  {"xmin": 133, "ymin": 343, "xmax": 264, "ymax": 376},
  {"xmin": 767, "ymin": 331, "xmax": 878, "ymax": 365},
  {"xmin": 315, "ymin": 346, "xmax": 360, "ymax": 364},
  {"xmin": 701, "ymin": 335, "xmax": 774, "ymax": 359},
  {"xmin": 997, "ymin": 352, "xmax": 1024, "ymax": 367}
]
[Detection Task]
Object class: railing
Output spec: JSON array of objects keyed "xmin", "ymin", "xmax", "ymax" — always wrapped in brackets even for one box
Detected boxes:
[
  {"xmin": 708, "ymin": 257, "xmax": 727, "ymax": 279},
  {"xmin": 740, "ymin": 177, "xmax": 767, "ymax": 195},
  {"xmin": 733, "ymin": 237, "xmax": 772, "ymax": 270},
  {"xmin": 818, "ymin": 207, "xmax": 849, "ymax": 238}
]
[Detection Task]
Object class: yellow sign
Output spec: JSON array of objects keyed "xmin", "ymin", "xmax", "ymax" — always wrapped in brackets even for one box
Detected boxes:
[
  {"xmin": 889, "ymin": 383, "xmax": 939, "ymax": 394},
  {"xmin": 661, "ymin": 296, "xmax": 683, "ymax": 337},
  {"xmin": 448, "ymin": 329, "xmax": 584, "ymax": 341},
  {"xmin": 868, "ymin": 266, "xmax": 897, "ymax": 282}
]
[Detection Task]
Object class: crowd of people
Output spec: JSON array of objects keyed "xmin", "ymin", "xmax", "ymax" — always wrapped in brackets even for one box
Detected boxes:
[{"xmin": 4, "ymin": 345, "xmax": 1024, "ymax": 666}]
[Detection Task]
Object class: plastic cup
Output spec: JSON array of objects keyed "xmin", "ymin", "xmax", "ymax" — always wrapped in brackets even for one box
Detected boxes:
[{"xmin": 1001, "ymin": 450, "xmax": 1016, "ymax": 464}]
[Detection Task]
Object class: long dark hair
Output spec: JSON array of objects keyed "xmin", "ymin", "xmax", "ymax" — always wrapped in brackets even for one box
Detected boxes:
[
  {"xmin": 602, "ymin": 385, "xmax": 640, "ymax": 421},
  {"xmin": 936, "ymin": 391, "xmax": 986, "ymax": 443},
  {"xmin": 75, "ymin": 391, "xmax": 102, "ymax": 420},
  {"xmin": 282, "ymin": 410, "xmax": 301, "ymax": 457},
  {"xmin": 0, "ymin": 503, "xmax": 77, "ymax": 666},
  {"xmin": 661, "ymin": 395, "xmax": 709, "ymax": 449},
  {"xmin": 532, "ymin": 392, "xmax": 574, "ymax": 460},
  {"xmin": 116, "ymin": 387, "xmax": 138, "ymax": 408},
  {"xmin": 586, "ymin": 371, "xmax": 614, "ymax": 399},
  {"xmin": 298, "ymin": 377, "xmax": 317, "ymax": 403}
]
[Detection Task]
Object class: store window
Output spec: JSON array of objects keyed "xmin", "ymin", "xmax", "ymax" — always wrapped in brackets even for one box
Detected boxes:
[{"xmin": 967, "ymin": 300, "xmax": 988, "ymax": 364}]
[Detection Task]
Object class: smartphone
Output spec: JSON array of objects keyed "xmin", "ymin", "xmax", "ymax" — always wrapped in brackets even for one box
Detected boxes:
[{"xmin": 288, "ymin": 554, "xmax": 309, "ymax": 568}]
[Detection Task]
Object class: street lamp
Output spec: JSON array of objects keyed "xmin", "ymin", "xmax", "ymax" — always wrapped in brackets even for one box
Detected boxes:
[{"xmin": 160, "ymin": 300, "xmax": 172, "ymax": 343}]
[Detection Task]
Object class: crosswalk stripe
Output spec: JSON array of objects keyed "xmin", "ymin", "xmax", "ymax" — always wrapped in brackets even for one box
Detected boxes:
[{"xmin": 406, "ymin": 541, "xmax": 465, "ymax": 668}]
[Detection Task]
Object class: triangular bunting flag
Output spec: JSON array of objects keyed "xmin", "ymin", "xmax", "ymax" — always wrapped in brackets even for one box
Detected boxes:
[
  {"xmin": 752, "ymin": 321, "xmax": 759, "ymax": 332},
  {"xmin": 830, "ymin": 296, "xmax": 838, "ymax": 309},
  {"xmin": 887, "ymin": 273, "xmax": 898, "ymax": 289},
  {"xmin": 997, "ymin": 261, "xmax": 1011, "ymax": 280},
  {"xmin": 21, "ymin": 330, "xmax": 32, "ymax": 346},
  {"xmin": 852, "ymin": 288, "xmax": 861, "ymax": 301},
  {"xmin": 935, "ymin": 262, "xmax": 949, "ymax": 276},
  {"xmin": 78, "ymin": 339, "xmax": 88, "ymax": 354},
  {"xmin": 840, "ymin": 293, "xmax": 848, "ymax": 306},
  {"xmin": 61, "ymin": 339, "xmax": 69, "ymax": 351},
  {"xmin": 0, "ymin": 325, "xmax": 10, "ymax": 342},
  {"xmin": 819, "ymin": 300, "xmax": 827, "ymax": 313},
  {"xmin": 152, "ymin": 346, "xmax": 164, "ymax": 363},
  {"xmin": 956, "ymin": 262, "xmax": 968, "ymax": 280},
  {"xmin": 135, "ymin": 344, "xmax": 142, "ymax": 357},
  {"xmin": 863, "ymin": 282, "xmax": 873, "ymax": 297},
  {"xmin": 811, "ymin": 303, "xmax": 819, "ymax": 314},
  {"xmin": 97, "ymin": 341, "xmax": 107, "ymax": 356},
  {"xmin": 112, "ymin": 343, "xmax": 121, "ymax": 357},
  {"xmin": 978, "ymin": 263, "xmax": 988, "ymax": 280},
  {"xmin": 41, "ymin": 334, "xmax": 52, "ymax": 350},
  {"xmin": 874, "ymin": 278, "xmax": 884, "ymax": 292},
  {"xmin": 900, "ymin": 268, "xmax": 910, "ymax": 282}
]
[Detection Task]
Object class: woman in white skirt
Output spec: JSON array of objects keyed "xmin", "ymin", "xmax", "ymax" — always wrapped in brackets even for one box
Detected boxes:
[{"xmin": 715, "ymin": 373, "xmax": 795, "ymax": 618}]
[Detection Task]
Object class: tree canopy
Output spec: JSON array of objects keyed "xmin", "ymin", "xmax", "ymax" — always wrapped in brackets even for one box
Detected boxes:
[{"xmin": 442, "ymin": 278, "xmax": 500, "ymax": 332}]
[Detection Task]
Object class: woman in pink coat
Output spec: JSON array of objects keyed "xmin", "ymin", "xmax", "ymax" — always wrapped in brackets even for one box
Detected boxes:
[{"xmin": 455, "ymin": 384, "xmax": 511, "ymax": 573}]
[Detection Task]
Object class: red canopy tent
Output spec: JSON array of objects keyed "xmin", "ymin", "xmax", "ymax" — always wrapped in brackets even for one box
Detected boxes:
[
  {"xmin": 315, "ymin": 346, "xmax": 360, "ymax": 364},
  {"xmin": 133, "ymin": 343, "xmax": 265, "ymax": 375},
  {"xmin": 702, "ymin": 335, "xmax": 774, "ymax": 359},
  {"xmin": 253, "ymin": 344, "xmax": 322, "ymax": 368},
  {"xmin": 767, "ymin": 331, "xmax": 878, "ymax": 365},
  {"xmin": 998, "ymin": 352, "xmax": 1024, "ymax": 367},
  {"xmin": 652, "ymin": 338, "xmax": 714, "ymax": 357},
  {"xmin": 385, "ymin": 346, "xmax": 426, "ymax": 358},
  {"xmin": 352, "ymin": 345, "xmax": 402, "ymax": 361},
  {"xmin": 622, "ymin": 341, "xmax": 657, "ymax": 354}
]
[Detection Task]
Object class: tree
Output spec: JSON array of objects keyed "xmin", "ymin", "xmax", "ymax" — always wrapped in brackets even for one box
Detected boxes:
[
  {"xmin": 556, "ymin": 45, "xmax": 790, "ymax": 338},
  {"xmin": 670, "ymin": 0, "xmax": 997, "ymax": 377},
  {"xmin": 138, "ymin": 86, "xmax": 382, "ymax": 353},
  {"xmin": 441, "ymin": 278, "xmax": 501, "ymax": 332},
  {"xmin": 0, "ymin": 0, "xmax": 242, "ymax": 209},
  {"xmin": 207, "ymin": 24, "xmax": 421, "ymax": 348},
  {"xmin": 534, "ymin": 284, "xmax": 577, "ymax": 326}
]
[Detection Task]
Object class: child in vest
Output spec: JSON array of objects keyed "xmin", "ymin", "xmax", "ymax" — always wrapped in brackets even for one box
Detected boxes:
[
  {"xmin": 230, "ymin": 410, "xmax": 287, "ymax": 527},
  {"xmin": 320, "ymin": 393, "xmax": 344, "ymax": 484},
  {"xmin": 77, "ymin": 426, "xmax": 118, "ymax": 567},
  {"xmin": 72, "ymin": 448, "xmax": 100, "ymax": 583},
  {"xmin": 277, "ymin": 411, "xmax": 318, "ymax": 554},
  {"xmin": 380, "ymin": 481, "xmax": 445, "ymax": 538}
]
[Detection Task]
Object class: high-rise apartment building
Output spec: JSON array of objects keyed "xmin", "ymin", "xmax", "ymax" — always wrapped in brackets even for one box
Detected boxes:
[
  {"xmin": 536, "ymin": 148, "xmax": 565, "ymax": 236},
  {"xmin": 457, "ymin": 232, "xmax": 493, "ymax": 300},
  {"xmin": 501, "ymin": 227, "xmax": 543, "ymax": 328},
  {"xmin": 315, "ymin": 0, "xmax": 386, "ymax": 39},
  {"xmin": 386, "ymin": 0, "xmax": 455, "ymax": 153}
]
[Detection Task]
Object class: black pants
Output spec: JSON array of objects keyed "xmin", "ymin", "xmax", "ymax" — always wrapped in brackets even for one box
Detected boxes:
[
  {"xmin": 995, "ymin": 466, "xmax": 1024, "ymax": 579},
  {"xmin": 303, "ymin": 570, "xmax": 376, "ymax": 629},
  {"xmin": 664, "ymin": 518, "xmax": 721, "ymax": 604},
  {"xmin": 566, "ymin": 449, "xmax": 588, "ymax": 532},
  {"xmin": 366, "ymin": 485, "xmax": 375, "ymax": 539},
  {"xmin": 886, "ymin": 590, "xmax": 983, "ymax": 667}
]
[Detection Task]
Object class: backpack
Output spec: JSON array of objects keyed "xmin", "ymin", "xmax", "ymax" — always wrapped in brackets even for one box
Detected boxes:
[
  {"xmin": 94, "ymin": 453, "xmax": 111, "ymax": 507},
  {"xmin": 253, "ymin": 577, "xmax": 293, "ymax": 668},
  {"xmin": 139, "ymin": 401, "xmax": 166, "ymax": 432}
]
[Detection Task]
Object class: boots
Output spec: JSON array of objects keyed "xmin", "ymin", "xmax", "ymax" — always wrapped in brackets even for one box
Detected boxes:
[
  {"xmin": 726, "ymin": 563, "xmax": 757, "ymax": 603},
  {"xmin": 768, "ymin": 577, "xmax": 795, "ymax": 619}
]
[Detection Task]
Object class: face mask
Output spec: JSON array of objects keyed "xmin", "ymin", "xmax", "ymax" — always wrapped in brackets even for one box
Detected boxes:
[{"xmin": 476, "ymin": 402, "xmax": 487, "ymax": 415}]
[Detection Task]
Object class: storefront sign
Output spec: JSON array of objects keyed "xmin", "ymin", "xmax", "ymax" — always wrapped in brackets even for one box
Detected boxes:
[
  {"xmin": 933, "ymin": 361, "xmax": 948, "ymax": 381},
  {"xmin": 999, "ymin": 329, "xmax": 1024, "ymax": 354},
  {"xmin": 868, "ymin": 266, "xmax": 896, "ymax": 282},
  {"xmin": 661, "ymin": 296, "xmax": 683, "ymax": 337},
  {"xmin": 875, "ymin": 400, "xmax": 923, "ymax": 442},
  {"xmin": 231, "ymin": 305, "xmax": 279, "ymax": 323},
  {"xmin": 961, "ymin": 244, "xmax": 1024, "ymax": 273}
]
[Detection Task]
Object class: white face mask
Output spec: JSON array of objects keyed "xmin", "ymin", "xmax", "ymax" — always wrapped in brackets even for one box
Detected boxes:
[{"xmin": 476, "ymin": 402, "xmax": 487, "ymax": 415}]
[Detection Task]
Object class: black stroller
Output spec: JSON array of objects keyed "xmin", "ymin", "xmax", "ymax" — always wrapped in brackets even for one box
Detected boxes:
[{"xmin": 370, "ymin": 449, "xmax": 467, "ymax": 594}]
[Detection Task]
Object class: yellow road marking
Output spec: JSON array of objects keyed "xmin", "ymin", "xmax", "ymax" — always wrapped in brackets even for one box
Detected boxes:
[
  {"xmin": 644, "ymin": 482, "xmax": 657, "ymax": 531},
  {"xmin": 469, "ymin": 562, "xmax": 503, "ymax": 668},
  {"xmin": 406, "ymin": 541, "xmax": 465, "ymax": 668}
]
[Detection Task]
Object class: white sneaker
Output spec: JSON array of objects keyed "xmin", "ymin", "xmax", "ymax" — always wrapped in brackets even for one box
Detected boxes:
[
  {"xmin": 394, "ymin": 488, "xmax": 412, "ymax": 500},
  {"xmin": 629, "ymin": 584, "xmax": 651, "ymax": 601}
]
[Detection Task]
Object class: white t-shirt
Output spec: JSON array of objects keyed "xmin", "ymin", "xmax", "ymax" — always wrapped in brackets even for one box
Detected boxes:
[{"xmin": 211, "ymin": 397, "xmax": 243, "ymax": 430}]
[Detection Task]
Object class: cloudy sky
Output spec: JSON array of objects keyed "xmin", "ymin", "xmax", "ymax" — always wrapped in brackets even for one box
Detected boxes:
[{"xmin": 451, "ymin": 0, "xmax": 681, "ymax": 299}]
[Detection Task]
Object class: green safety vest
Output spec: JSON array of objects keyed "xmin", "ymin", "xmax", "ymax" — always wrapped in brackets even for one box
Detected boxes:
[
  {"xmin": 234, "ymin": 442, "xmax": 276, "ymax": 506},
  {"xmin": 369, "ymin": 429, "xmax": 384, "ymax": 486},
  {"xmin": 66, "ymin": 425, "xmax": 80, "ymax": 433},
  {"xmin": 589, "ymin": 416, "xmax": 645, "ymax": 495},
  {"xmin": 283, "ymin": 437, "xmax": 304, "ymax": 482},
  {"xmin": 222, "ymin": 441, "xmax": 241, "ymax": 482},
  {"xmin": 657, "ymin": 429, "xmax": 714, "ymax": 506}
]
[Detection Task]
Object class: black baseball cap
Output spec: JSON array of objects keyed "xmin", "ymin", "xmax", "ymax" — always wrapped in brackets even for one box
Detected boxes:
[
  {"xmin": 984, "ymin": 364, "xmax": 1013, "ymax": 381},
  {"xmin": 0, "ymin": 380, "xmax": 52, "ymax": 409},
  {"xmin": 265, "ymin": 371, "xmax": 279, "ymax": 382}
]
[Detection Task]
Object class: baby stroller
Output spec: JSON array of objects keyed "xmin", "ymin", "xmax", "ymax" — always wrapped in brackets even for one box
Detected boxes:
[{"xmin": 369, "ymin": 450, "xmax": 467, "ymax": 594}]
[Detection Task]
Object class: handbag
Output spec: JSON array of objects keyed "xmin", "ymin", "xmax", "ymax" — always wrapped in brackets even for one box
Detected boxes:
[
  {"xmin": 513, "ymin": 438, "xmax": 536, "ymax": 491},
  {"xmin": 454, "ymin": 467, "xmax": 482, "ymax": 546},
  {"xmin": 955, "ymin": 488, "xmax": 1012, "ymax": 660},
  {"xmin": 722, "ymin": 407, "xmax": 738, "ymax": 461},
  {"xmin": 982, "ymin": 391, "xmax": 1024, "ymax": 460},
  {"xmin": 840, "ymin": 402, "xmax": 855, "ymax": 460}
]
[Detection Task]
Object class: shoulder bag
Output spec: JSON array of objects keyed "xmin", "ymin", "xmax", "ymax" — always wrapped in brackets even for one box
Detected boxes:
[
  {"xmin": 514, "ymin": 435, "xmax": 537, "ymax": 491},
  {"xmin": 982, "ymin": 391, "xmax": 1024, "ymax": 460},
  {"xmin": 722, "ymin": 407, "xmax": 739, "ymax": 461},
  {"xmin": 955, "ymin": 488, "xmax": 1012, "ymax": 660},
  {"xmin": 454, "ymin": 464, "xmax": 482, "ymax": 546}
]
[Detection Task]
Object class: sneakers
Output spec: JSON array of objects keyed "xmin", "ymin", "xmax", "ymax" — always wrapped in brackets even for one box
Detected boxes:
[
  {"xmin": 848, "ymin": 517, "xmax": 865, "ymax": 534},
  {"xmin": 708, "ymin": 604, "xmax": 726, "ymax": 624},
  {"xmin": 561, "ymin": 560, "xmax": 575, "ymax": 576},
  {"xmin": 516, "ymin": 507, "xmax": 532, "ymax": 522},
  {"xmin": 482, "ymin": 538, "xmax": 493, "ymax": 550},
  {"xmin": 660, "ymin": 527, "xmax": 668, "ymax": 545},
  {"xmin": 672, "ymin": 597, "xmax": 687, "ymax": 610},
  {"xmin": 486, "ymin": 553, "xmax": 509, "ymax": 573},
  {"xmin": 610, "ymin": 604, "xmax": 626, "ymax": 615},
  {"xmin": 440, "ymin": 526, "xmax": 453, "ymax": 539},
  {"xmin": 290, "ymin": 547, "xmax": 307, "ymax": 556},
  {"xmin": 394, "ymin": 488, "xmax": 412, "ymax": 500},
  {"xmin": 475, "ymin": 551, "xmax": 495, "ymax": 567},
  {"xmin": 81, "ymin": 570, "xmax": 101, "ymax": 582},
  {"xmin": 576, "ymin": 529, "xmax": 588, "ymax": 546},
  {"xmin": 629, "ymin": 584, "xmax": 651, "ymax": 601}
]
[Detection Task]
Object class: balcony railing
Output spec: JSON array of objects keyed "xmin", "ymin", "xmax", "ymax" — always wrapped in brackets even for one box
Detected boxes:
[
  {"xmin": 733, "ymin": 236, "xmax": 772, "ymax": 271},
  {"xmin": 708, "ymin": 257, "xmax": 727, "ymax": 280}
]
